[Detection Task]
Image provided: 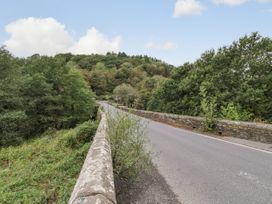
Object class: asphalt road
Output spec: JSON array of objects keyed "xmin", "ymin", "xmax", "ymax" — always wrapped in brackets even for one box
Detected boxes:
[{"xmin": 103, "ymin": 103, "xmax": 272, "ymax": 204}]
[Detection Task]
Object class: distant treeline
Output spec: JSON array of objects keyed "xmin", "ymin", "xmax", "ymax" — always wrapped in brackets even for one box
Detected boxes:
[
  {"xmin": 69, "ymin": 32, "xmax": 271, "ymax": 123},
  {"xmin": 148, "ymin": 33, "xmax": 272, "ymax": 123}
]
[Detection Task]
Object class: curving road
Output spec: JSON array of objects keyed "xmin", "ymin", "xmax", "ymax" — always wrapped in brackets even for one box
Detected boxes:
[{"xmin": 103, "ymin": 103, "xmax": 272, "ymax": 204}]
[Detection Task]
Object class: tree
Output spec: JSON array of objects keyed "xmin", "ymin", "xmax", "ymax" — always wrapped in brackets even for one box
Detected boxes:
[
  {"xmin": 0, "ymin": 47, "xmax": 23, "ymax": 113},
  {"xmin": 147, "ymin": 33, "xmax": 272, "ymax": 122},
  {"xmin": 0, "ymin": 48, "xmax": 27, "ymax": 145},
  {"xmin": 113, "ymin": 84, "xmax": 138, "ymax": 107},
  {"xmin": 0, "ymin": 51, "xmax": 96, "ymax": 146},
  {"xmin": 147, "ymin": 79, "xmax": 181, "ymax": 113},
  {"xmin": 134, "ymin": 75, "xmax": 166, "ymax": 109}
]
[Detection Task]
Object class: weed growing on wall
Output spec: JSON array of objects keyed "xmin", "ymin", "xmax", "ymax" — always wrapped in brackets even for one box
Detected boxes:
[{"xmin": 107, "ymin": 112, "xmax": 151, "ymax": 195}]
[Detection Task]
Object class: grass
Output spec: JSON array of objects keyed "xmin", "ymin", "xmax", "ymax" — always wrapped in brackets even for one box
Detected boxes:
[
  {"xmin": 0, "ymin": 120, "xmax": 98, "ymax": 204},
  {"xmin": 107, "ymin": 112, "xmax": 151, "ymax": 200}
]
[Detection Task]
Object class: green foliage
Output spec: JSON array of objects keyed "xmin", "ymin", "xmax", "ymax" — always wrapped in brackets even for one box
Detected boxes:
[
  {"xmin": 61, "ymin": 67, "xmax": 96, "ymax": 127},
  {"xmin": 0, "ymin": 47, "xmax": 23, "ymax": 113},
  {"xmin": 200, "ymin": 85, "xmax": 217, "ymax": 131},
  {"xmin": 0, "ymin": 111, "xmax": 29, "ymax": 146},
  {"xmin": 62, "ymin": 121, "xmax": 98, "ymax": 148},
  {"xmin": 113, "ymin": 84, "xmax": 138, "ymax": 107},
  {"xmin": 147, "ymin": 79, "xmax": 181, "ymax": 113},
  {"xmin": 95, "ymin": 62, "xmax": 107, "ymax": 70},
  {"xmin": 0, "ymin": 49, "xmax": 96, "ymax": 146},
  {"xmin": 71, "ymin": 53, "xmax": 173, "ymax": 97},
  {"xmin": 148, "ymin": 33, "xmax": 272, "ymax": 123},
  {"xmin": 133, "ymin": 76, "xmax": 166, "ymax": 110},
  {"xmin": 1, "ymin": 31, "xmax": 271, "ymax": 148},
  {"xmin": 220, "ymin": 103, "xmax": 253, "ymax": 121},
  {"xmin": 0, "ymin": 120, "xmax": 98, "ymax": 203},
  {"xmin": 90, "ymin": 68, "xmax": 117, "ymax": 96},
  {"xmin": 107, "ymin": 112, "xmax": 151, "ymax": 188}
]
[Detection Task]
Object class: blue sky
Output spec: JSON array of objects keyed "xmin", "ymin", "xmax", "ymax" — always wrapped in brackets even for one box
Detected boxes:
[{"xmin": 0, "ymin": 0, "xmax": 272, "ymax": 66}]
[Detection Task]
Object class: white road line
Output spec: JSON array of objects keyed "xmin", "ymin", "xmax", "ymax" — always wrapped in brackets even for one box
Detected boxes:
[
  {"xmin": 194, "ymin": 133, "xmax": 272, "ymax": 154},
  {"xmin": 150, "ymin": 119, "xmax": 272, "ymax": 155},
  {"xmin": 108, "ymin": 104, "xmax": 272, "ymax": 155}
]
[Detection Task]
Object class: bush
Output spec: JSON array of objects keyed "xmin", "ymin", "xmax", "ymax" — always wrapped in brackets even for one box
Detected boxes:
[
  {"xmin": 0, "ymin": 120, "xmax": 98, "ymax": 203},
  {"xmin": 220, "ymin": 103, "xmax": 253, "ymax": 121},
  {"xmin": 113, "ymin": 84, "xmax": 138, "ymax": 107},
  {"xmin": 107, "ymin": 112, "xmax": 151, "ymax": 194},
  {"xmin": 200, "ymin": 86, "xmax": 217, "ymax": 131},
  {"xmin": 0, "ymin": 111, "xmax": 30, "ymax": 146},
  {"xmin": 62, "ymin": 120, "xmax": 98, "ymax": 148},
  {"xmin": 133, "ymin": 93, "xmax": 150, "ymax": 110}
]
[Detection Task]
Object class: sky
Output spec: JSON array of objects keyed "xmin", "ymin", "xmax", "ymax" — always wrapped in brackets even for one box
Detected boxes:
[{"xmin": 0, "ymin": 0, "xmax": 271, "ymax": 66}]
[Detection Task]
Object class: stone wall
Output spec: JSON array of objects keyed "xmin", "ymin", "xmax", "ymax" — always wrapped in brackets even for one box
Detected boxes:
[
  {"xmin": 118, "ymin": 106, "xmax": 272, "ymax": 144},
  {"xmin": 69, "ymin": 111, "xmax": 116, "ymax": 204}
]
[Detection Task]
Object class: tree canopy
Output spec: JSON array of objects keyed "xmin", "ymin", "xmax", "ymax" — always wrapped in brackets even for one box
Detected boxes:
[
  {"xmin": 1, "ymin": 32, "xmax": 271, "ymax": 147},
  {"xmin": 0, "ymin": 48, "xmax": 96, "ymax": 146},
  {"xmin": 148, "ymin": 33, "xmax": 272, "ymax": 122}
]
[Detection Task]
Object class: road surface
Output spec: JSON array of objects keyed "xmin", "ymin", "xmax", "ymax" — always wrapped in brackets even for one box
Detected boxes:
[{"xmin": 103, "ymin": 103, "xmax": 272, "ymax": 204}]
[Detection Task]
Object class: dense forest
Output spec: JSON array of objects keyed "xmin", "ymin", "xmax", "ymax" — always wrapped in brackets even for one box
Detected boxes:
[
  {"xmin": 69, "ymin": 33, "xmax": 272, "ymax": 123},
  {"xmin": 148, "ymin": 33, "xmax": 272, "ymax": 123},
  {"xmin": 68, "ymin": 32, "xmax": 271, "ymax": 123},
  {"xmin": 0, "ymin": 48, "xmax": 97, "ymax": 146},
  {"xmin": 0, "ymin": 47, "xmax": 99, "ymax": 202},
  {"xmin": 1, "ymin": 32, "xmax": 271, "ymax": 147},
  {"xmin": 70, "ymin": 52, "xmax": 173, "ymax": 99},
  {"xmin": 0, "ymin": 46, "xmax": 174, "ymax": 146}
]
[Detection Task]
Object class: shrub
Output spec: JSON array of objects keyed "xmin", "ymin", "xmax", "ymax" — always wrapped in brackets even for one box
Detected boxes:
[
  {"xmin": 0, "ymin": 111, "xmax": 30, "ymax": 146},
  {"xmin": 200, "ymin": 86, "xmax": 217, "ymax": 131},
  {"xmin": 220, "ymin": 103, "xmax": 253, "ymax": 121},
  {"xmin": 113, "ymin": 84, "xmax": 138, "ymax": 107},
  {"xmin": 107, "ymin": 112, "xmax": 151, "ymax": 194},
  {"xmin": 0, "ymin": 120, "xmax": 98, "ymax": 203},
  {"xmin": 62, "ymin": 120, "xmax": 98, "ymax": 149}
]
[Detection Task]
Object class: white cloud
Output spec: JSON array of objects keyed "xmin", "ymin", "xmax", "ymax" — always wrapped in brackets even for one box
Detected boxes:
[
  {"xmin": 4, "ymin": 17, "xmax": 121, "ymax": 56},
  {"xmin": 145, "ymin": 41, "xmax": 177, "ymax": 50},
  {"xmin": 174, "ymin": 0, "xmax": 205, "ymax": 17},
  {"xmin": 69, "ymin": 27, "xmax": 121, "ymax": 55},
  {"xmin": 4, "ymin": 17, "xmax": 73, "ymax": 56},
  {"xmin": 212, "ymin": 0, "xmax": 247, "ymax": 6}
]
